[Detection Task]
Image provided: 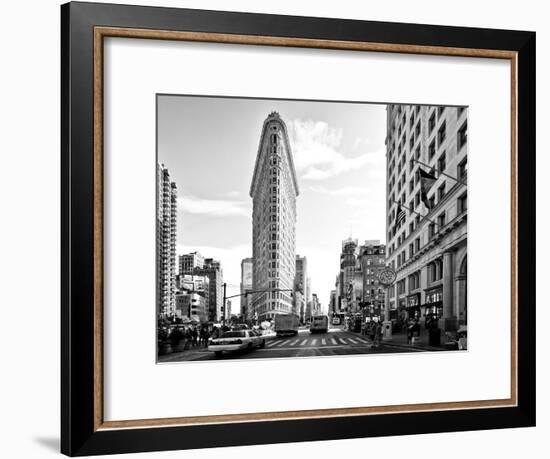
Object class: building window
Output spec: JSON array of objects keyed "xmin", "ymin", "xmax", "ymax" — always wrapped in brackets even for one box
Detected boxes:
[
  {"xmin": 408, "ymin": 271, "xmax": 420, "ymax": 291},
  {"xmin": 428, "ymin": 223, "xmax": 436, "ymax": 240},
  {"xmin": 437, "ymin": 212, "xmax": 446, "ymax": 228},
  {"xmin": 397, "ymin": 279, "xmax": 406, "ymax": 295},
  {"xmin": 438, "ymin": 182, "xmax": 446, "ymax": 201},
  {"xmin": 414, "ymin": 237, "xmax": 420, "ymax": 252},
  {"xmin": 428, "ymin": 258, "xmax": 443, "ymax": 282},
  {"xmin": 437, "ymin": 121, "xmax": 446, "ymax": 147},
  {"xmin": 428, "ymin": 112, "xmax": 436, "ymax": 133},
  {"xmin": 458, "ymin": 121, "xmax": 468, "ymax": 150},
  {"xmin": 457, "ymin": 106, "xmax": 466, "ymax": 117},
  {"xmin": 428, "ymin": 140, "xmax": 436, "ymax": 160},
  {"xmin": 458, "ymin": 158, "xmax": 468, "ymax": 181},
  {"xmin": 438, "ymin": 106, "xmax": 445, "ymax": 118},
  {"xmin": 437, "ymin": 152, "xmax": 446, "ymax": 173},
  {"xmin": 458, "ymin": 192, "xmax": 468, "ymax": 213}
]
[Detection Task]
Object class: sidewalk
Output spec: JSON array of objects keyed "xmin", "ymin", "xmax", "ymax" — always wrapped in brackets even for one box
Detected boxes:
[
  {"xmin": 384, "ymin": 331, "xmax": 449, "ymax": 352},
  {"xmin": 351, "ymin": 329, "xmax": 450, "ymax": 352},
  {"xmin": 158, "ymin": 344, "xmax": 210, "ymax": 363}
]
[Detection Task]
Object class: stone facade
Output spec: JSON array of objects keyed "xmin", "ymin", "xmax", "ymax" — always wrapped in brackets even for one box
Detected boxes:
[
  {"xmin": 179, "ymin": 251, "xmax": 204, "ymax": 274},
  {"xmin": 384, "ymin": 105, "xmax": 468, "ymax": 331},
  {"xmin": 359, "ymin": 241, "xmax": 386, "ymax": 319},
  {"xmin": 250, "ymin": 112, "xmax": 299, "ymax": 321}
]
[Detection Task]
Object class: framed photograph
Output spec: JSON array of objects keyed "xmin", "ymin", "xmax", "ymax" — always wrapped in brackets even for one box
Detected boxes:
[{"xmin": 61, "ymin": 1, "xmax": 536, "ymax": 456}]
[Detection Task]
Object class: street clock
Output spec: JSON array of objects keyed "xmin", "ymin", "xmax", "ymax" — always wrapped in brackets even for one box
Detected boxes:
[{"xmin": 378, "ymin": 267, "xmax": 397, "ymax": 286}]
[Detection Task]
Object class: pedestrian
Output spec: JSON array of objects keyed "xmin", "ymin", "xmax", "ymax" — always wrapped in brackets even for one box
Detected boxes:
[
  {"xmin": 374, "ymin": 321, "xmax": 382, "ymax": 347},
  {"xmin": 201, "ymin": 327, "xmax": 209, "ymax": 347},
  {"xmin": 369, "ymin": 322, "xmax": 376, "ymax": 342},
  {"xmin": 191, "ymin": 327, "xmax": 198, "ymax": 347},
  {"xmin": 407, "ymin": 318, "xmax": 414, "ymax": 344}
]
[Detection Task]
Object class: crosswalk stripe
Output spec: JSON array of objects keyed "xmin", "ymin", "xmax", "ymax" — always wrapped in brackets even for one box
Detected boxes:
[
  {"xmin": 322, "ymin": 339, "xmax": 326, "ymax": 345},
  {"xmin": 331, "ymin": 338, "xmax": 337, "ymax": 345},
  {"xmin": 267, "ymin": 341, "xmax": 279, "ymax": 347},
  {"xmin": 280, "ymin": 340, "xmax": 291, "ymax": 346},
  {"xmin": 339, "ymin": 338, "xmax": 348, "ymax": 345},
  {"xmin": 311, "ymin": 339, "xmax": 317, "ymax": 346},
  {"xmin": 356, "ymin": 338, "xmax": 368, "ymax": 344},
  {"xmin": 300, "ymin": 339, "xmax": 308, "ymax": 346},
  {"xmin": 348, "ymin": 338, "xmax": 358, "ymax": 344},
  {"xmin": 289, "ymin": 339, "xmax": 300, "ymax": 346}
]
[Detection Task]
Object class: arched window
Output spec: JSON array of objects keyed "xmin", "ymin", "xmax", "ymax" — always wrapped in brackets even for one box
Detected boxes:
[{"xmin": 428, "ymin": 258, "xmax": 443, "ymax": 282}]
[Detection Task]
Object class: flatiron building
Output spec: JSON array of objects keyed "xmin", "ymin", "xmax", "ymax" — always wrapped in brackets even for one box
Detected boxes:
[{"xmin": 250, "ymin": 112, "xmax": 299, "ymax": 321}]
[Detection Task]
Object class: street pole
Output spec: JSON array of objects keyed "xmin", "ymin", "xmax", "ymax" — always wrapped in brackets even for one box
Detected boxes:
[{"xmin": 222, "ymin": 282, "xmax": 227, "ymax": 328}]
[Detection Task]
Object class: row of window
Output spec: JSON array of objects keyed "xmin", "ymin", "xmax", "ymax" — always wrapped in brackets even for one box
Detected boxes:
[
  {"xmin": 388, "ymin": 191, "xmax": 467, "ymax": 258},
  {"xmin": 388, "ymin": 109, "xmax": 467, "ymax": 201},
  {"xmin": 389, "ymin": 259, "xmax": 443, "ymax": 298}
]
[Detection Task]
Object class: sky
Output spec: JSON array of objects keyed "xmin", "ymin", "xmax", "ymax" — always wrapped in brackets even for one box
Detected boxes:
[{"xmin": 158, "ymin": 95, "xmax": 387, "ymax": 314}]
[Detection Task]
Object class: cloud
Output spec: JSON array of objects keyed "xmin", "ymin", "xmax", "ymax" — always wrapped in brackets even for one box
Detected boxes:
[
  {"xmin": 309, "ymin": 185, "xmax": 370, "ymax": 197},
  {"xmin": 225, "ymin": 191, "xmax": 242, "ymax": 198},
  {"xmin": 352, "ymin": 137, "xmax": 364, "ymax": 150},
  {"xmin": 288, "ymin": 119, "xmax": 377, "ymax": 180},
  {"xmin": 309, "ymin": 185, "xmax": 386, "ymax": 208},
  {"xmin": 178, "ymin": 195, "xmax": 250, "ymax": 217}
]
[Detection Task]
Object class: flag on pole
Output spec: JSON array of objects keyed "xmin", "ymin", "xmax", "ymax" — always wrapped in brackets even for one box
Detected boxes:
[
  {"xmin": 419, "ymin": 167, "xmax": 437, "ymax": 209},
  {"xmin": 394, "ymin": 203, "xmax": 406, "ymax": 227}
]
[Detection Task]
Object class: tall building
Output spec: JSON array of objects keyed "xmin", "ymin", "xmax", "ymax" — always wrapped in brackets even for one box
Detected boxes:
[
  {"xmin": 307, "ymin": 293, "xmax": 321, "ymax": 318},
  {"xmin": 384, "ymin": 105, "xmax": 468, "ymax": 332},
  {"xmin": 338, "ymin": 238, "xmax": 360, "ymax": 314},
  {"xmin": 194, "ymin": 258, "xmax": 223, "ymax": 322},
  {"xmin": 250, "ymin": 112, "xmax": 299, "ymax": 321},
  {"xmin": 358, "ymin": 240, "xmax": 386, "ymax": 319},
  {"xmin": 240, "ymin": 257, "xmax": 254, "ymax": 320},
  {"xmin": 329, "ymin": 290, "xmax": 337, "ymax": 317},
  {"xmin": 157, "ymin": 163, "xmax": 178, "ymax": 319},
  {"xmin": 295, "ymin": 255, "xmax": 308, "ymax": 322},
  {"xmin": 179, "ymin": 251, "xmax": 204, "ymax": 274}
]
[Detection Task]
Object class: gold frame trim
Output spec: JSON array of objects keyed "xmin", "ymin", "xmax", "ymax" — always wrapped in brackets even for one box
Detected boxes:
[{"xmin": 93, "ymin": 26, "xmax": 518, "ymax": 432}]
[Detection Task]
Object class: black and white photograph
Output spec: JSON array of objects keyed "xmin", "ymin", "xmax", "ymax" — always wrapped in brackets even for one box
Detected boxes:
[{"xmin": 156, "ymin": 95, "xmax": 468, "ymax": 362}]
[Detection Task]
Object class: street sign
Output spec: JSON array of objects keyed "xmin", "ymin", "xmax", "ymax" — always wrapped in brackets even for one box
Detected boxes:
[{"xmin": 378, "ymin": 267, "xmax": 397, "ymax": 286}]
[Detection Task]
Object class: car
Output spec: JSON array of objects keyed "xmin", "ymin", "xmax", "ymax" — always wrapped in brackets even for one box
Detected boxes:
[{"xmin": 208, "ymin": 329, "xmax": 265, "ymax": 357}]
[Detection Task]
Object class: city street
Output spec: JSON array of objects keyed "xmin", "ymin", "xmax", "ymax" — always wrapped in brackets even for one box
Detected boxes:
[{"xmin": 159, "ymin": 327, "xmax": 435, "ymax": 363}]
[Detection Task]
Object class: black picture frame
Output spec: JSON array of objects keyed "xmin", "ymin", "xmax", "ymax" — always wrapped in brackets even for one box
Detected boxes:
[{"xmin": 61, "ymin": 1, "xmax": 536, "ymax": 456}]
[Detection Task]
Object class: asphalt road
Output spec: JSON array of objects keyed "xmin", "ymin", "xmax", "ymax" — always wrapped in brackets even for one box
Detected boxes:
[{"xmin": 159, "ymin": 327, "xmax": 424, "ymax": 363}]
